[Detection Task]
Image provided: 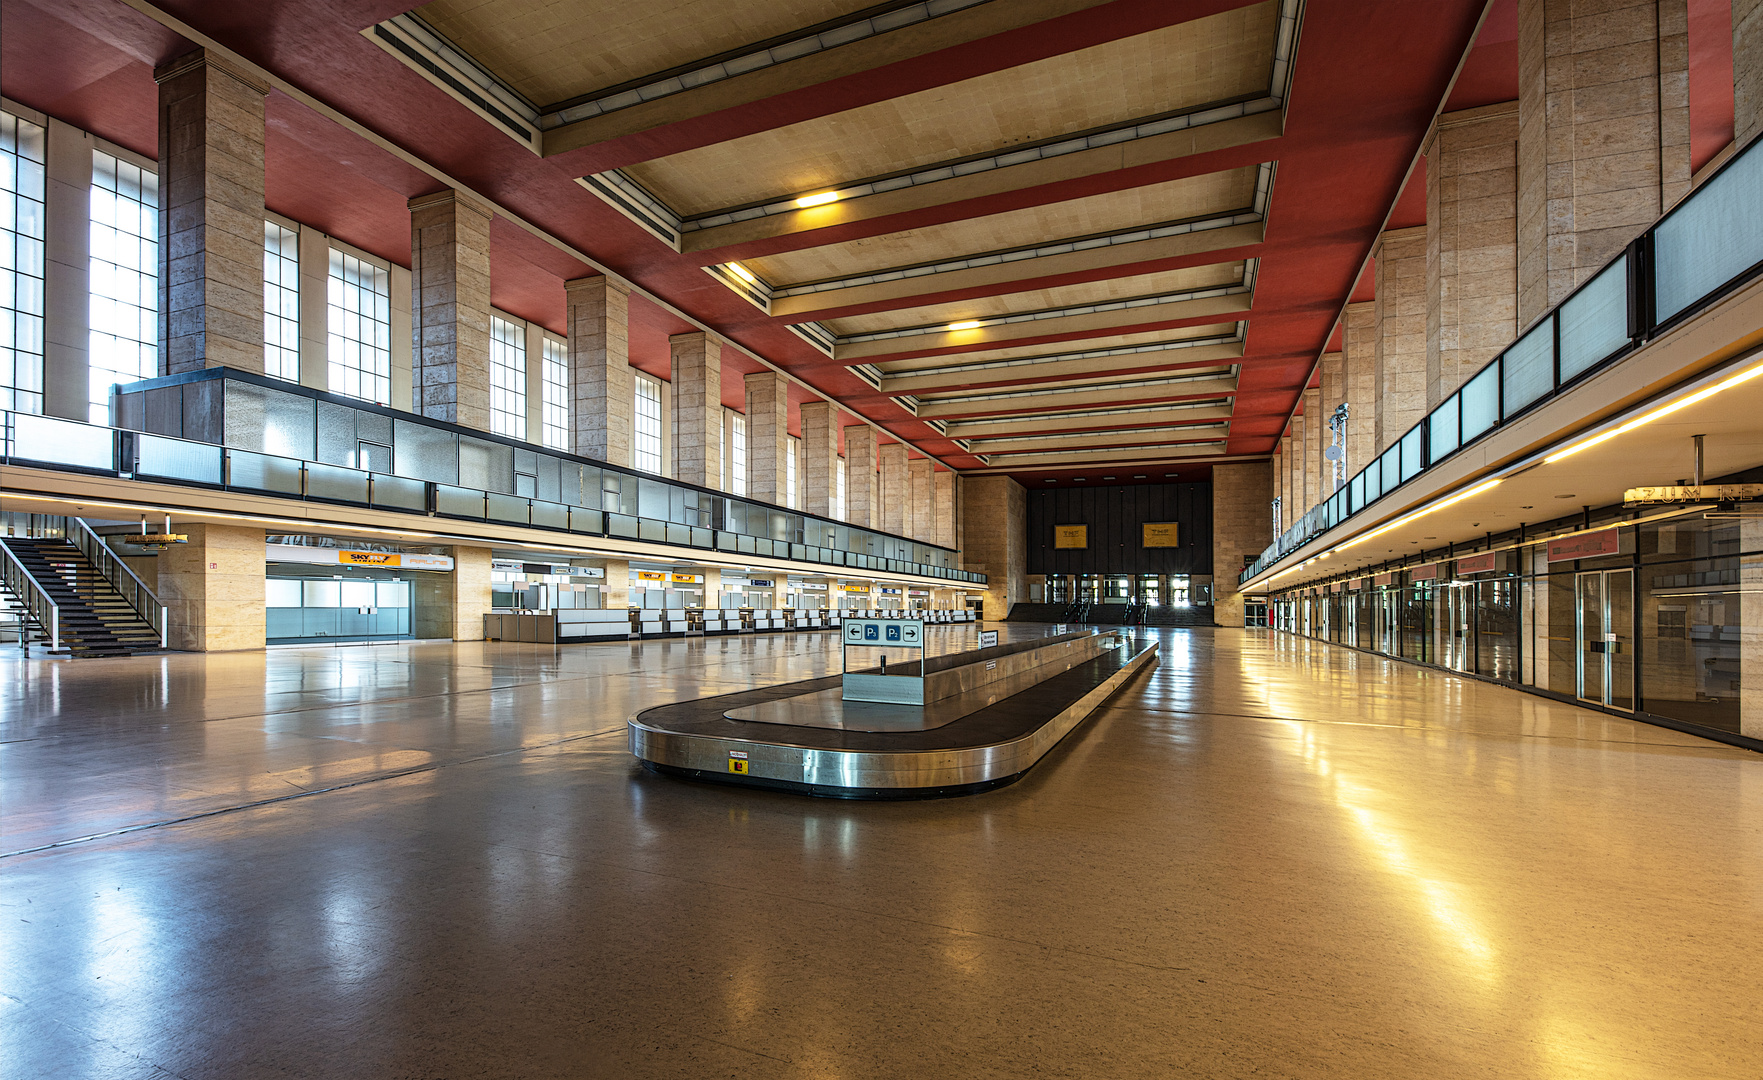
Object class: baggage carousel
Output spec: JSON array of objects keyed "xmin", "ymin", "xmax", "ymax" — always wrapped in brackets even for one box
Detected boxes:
[{"xmin": 629, "ymin": 627, "xmax": 1158, "ymax": 798}]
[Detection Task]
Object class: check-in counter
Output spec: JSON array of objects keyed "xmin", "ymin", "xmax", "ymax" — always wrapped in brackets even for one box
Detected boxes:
[
  {"xmin": 555, "ymin": 609, "xmax": 639, "ymax": 641},
  {"xmin": 484, "ymin": 612, "xmax": 558, "ymax": 643}
]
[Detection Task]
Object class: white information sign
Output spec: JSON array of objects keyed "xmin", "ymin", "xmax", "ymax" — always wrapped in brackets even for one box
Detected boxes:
[
  {"xmin": 978, "ymin": 630, "xmax": 999, "ymax": 649},
  {"xmin": 841, "ymin": 618, "xmax": 924, "ymax": 648}
]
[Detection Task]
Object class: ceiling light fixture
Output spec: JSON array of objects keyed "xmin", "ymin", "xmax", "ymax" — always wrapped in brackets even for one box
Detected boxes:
[
  {"xmin": 1544, "ymin": 354, "xmax": 1763, "ymax": 464},
  {"xmin": 946, "ymin": 320, "xmax": 983, "ymax": 331},
  {"xmin": 795, "ymin": 191, "xmax": 840, "ymax": 208},
  {"xmin": 726, "ymin": 262, "xmax": 757, "ymax": 284}
]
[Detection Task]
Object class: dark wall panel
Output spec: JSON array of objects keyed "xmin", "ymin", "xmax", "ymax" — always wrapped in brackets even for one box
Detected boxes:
[{"xmin": 1026, "ymin": 483, "xmax": 1212, "ymax": 575}]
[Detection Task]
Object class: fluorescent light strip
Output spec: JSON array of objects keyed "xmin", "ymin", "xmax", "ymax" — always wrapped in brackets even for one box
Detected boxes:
[
  {"xmin": 1544, "ymin": 355, "xmax": 1763, "ymax": 463},
  {"xmin": 924, "ymin": 371, "xmax": 1233, "ymax": 404},
  {"xmin": 948, "ymin": 398, "xmax": 1232, "ymax": 429},
  {"xmin": 877, "ymin": 335, "xmax": 1242, "ymax": 378}
]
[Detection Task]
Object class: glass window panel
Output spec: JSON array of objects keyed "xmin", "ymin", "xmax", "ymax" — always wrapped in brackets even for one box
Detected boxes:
[
  {"xmin": 541, "ymin": 336, "xmax": 569, "ymax": 450},
  {"xmin": 88, "ymin": 151, "xmax": 157, "ymax": 424},
  {"xmin": 1460, "ymin": 362, "xmax": 1500, "ymax": 441},
  {"xmin": 393, "ymin": 419, "xmax": 458, "ymax": 485},
  {"xmin": 1654, "ymin": 141, "xmax": 1763, "ymax": 321},
  {"xmin": 1, "ymin": 111, "xmax": 46, "ymax": 414},
  {"xmin": 1428, "ymin": 394, "xmax": 1459, "ymax": 464},
  {"xmin": 263, "ymin": 221, "xmax": 300, "ymax": 381},
  {"xmin": 326, "ymin": 248, "xmax": 392, "ymax": 405},
  {"xmin": 266, "ymin": 578, "xmax": 302, "ymax": 607},
  {"xmin": 377, "ymin": 581, "xmax": 410, "ymax": 608},
  {"xmin": 1502, "ymin": 319, "xmax": 1555, "ymax": 415},
  {"xmin": 1558, "ymin": 255, "xmax": 1630, "ymax": 383},
  {"xmin": 340, "ymin": 580, "xmax": 375, "ymax": 607},
  {"xmin": 634, "ymin": 375, "xmax": 662, "ymax": 473},
  {"xmin": 137, "ymin": 434, "xmax": 221, "ymax": 484},
  {"xmin": 730, "ymin": 412, "xmax": 747, "ymax": 495},
  {"xmin": 303, "ymin": 579, "xmax": 339, "ymax": 607},
  {"xmin": 1400, "ymin": 427, "xmax": 1423, "ymax": 482},
  {"xmin": 489, "ymin": 314, "xmax": 526, "ymax": 439}
]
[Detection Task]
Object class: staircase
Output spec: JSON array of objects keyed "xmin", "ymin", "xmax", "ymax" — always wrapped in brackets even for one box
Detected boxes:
[
  {"xmin": 0, "ymin": 537, "xmax": 163, "ymax": 657},
  {"xmin": 1142, "ymin": 605, "xmax": 1217, "ymax": 628}
]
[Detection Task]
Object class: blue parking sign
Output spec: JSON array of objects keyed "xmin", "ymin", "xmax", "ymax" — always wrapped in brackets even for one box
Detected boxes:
[
  {"xmin": 886, "ymin": 625, "xmax": 901, "ymax": 642},
  {"xmin": 864, "ymin": 625, "xmax": 879, "ymax": 641}
]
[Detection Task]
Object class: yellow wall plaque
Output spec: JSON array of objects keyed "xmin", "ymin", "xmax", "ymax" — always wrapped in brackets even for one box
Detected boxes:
[
  {"xmin": 1054, "ymin": 524, "xmax": 1087, "ymax": 549},
  {"xmin": 1142, "ymin": 522, "xmax": 1179, "ymax": 548}
]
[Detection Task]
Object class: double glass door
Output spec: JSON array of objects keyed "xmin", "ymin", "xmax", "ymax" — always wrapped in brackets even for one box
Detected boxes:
[{"xmin": 1576, "ymin": 570, "xmax": 1634, "ymax": 710}]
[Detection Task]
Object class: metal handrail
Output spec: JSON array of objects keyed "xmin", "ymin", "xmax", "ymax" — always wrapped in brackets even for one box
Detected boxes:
[
  {"xmin": 0, "ymin": 540, "xmax": 59, "ymax": 652},
  {"xmin": 65, "ymin": 516, "xmax": 167, "ymax": 648}
]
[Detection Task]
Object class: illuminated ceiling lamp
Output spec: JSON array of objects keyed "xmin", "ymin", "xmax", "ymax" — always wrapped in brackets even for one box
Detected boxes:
[
  {"xmin": 946, "ymin": 320, "xmax": 983, "ymax": 331},
  {"xmin": 795, "ymin": 191, "xmax": 841, "ymax": 208}
]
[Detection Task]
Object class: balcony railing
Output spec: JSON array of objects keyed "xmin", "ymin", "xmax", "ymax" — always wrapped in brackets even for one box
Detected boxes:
[
  {"xmin": 1, "ymin": 394, "xmax": 985, "ymax": 586},
  {"xmin": 1241, "ymin": 129, "xmax": 1763, "ymax": 586}
]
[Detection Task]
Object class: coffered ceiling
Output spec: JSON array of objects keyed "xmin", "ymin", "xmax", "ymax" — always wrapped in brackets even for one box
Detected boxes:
[{"xmin": 2, "ymin": 0, "xmax": 1496, "ymax": 486}]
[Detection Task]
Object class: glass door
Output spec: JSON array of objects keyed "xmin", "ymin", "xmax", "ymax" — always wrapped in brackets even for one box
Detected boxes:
[{"xmin": 1576, "ymin": 570, "xmax": 1633, "ymax": 709}]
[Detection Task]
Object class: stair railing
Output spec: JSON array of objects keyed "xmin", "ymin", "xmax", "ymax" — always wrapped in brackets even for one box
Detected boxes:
[
  {"xmin": 65, "ymin": 516, "xmax": 167, "ymax": 648},
  {"xmin": 0, "ymin": 541, "xmax": 59, "ymax": 652}
]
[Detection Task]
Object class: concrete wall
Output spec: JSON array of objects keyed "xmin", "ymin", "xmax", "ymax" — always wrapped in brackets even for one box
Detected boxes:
[{"xmin": 1211, "ymin": 462, "xmax": 1273, "ymax": 627}]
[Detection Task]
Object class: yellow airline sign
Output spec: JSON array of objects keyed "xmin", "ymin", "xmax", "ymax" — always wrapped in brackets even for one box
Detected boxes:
[
  {"xmin": 340, "ymin": 550, "xmax": 400, "ymax": 567},
  {"xmin": 1142, "ymin": 522, "xmax": 1179, "ymax": 548},
  {"xmin": 1054, "ymin": 524, "xmax": 1087, "ymax": 549}
]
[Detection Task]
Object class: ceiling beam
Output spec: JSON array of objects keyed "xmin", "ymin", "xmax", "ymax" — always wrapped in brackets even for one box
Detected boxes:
[
  {"xmin": 974, "ymin": 442, "xmax": 1226, "ymax": 468},
  {"xmin": 873, "ymin": 342, "xmax": 1241, "ymax": 394},
  {"xmin": 913, "ymin": 375, "xmax": 1239, "ymax": 418},
  {"xmin": 832, "ymin": 293, "xmax": 1251, "ymax": 360},
  {"xmin": 681, "ymin": 117, "xmax": 1280, "ymax": 258},
  {"xmin": 966, "ymin": 423, "xmax": 1228, "ymax": 455},
  {"xmin": 542, "ymin": 0, "xmax": 1262, "ymax": 170},
  {"xmin": 767, "ymin": 222, "xmax": 1264, "ymax": 321},
  {"xmin": 945, "ymin": 403, "xmax": 1234, "ymax": 439}
]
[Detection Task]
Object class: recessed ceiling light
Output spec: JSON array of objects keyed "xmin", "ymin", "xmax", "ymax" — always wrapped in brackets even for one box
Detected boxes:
[
  {"xmin": 1073, "ymin": 477, "xmax": 1086, "ymax": 481},
  {"xmin": 1165, "ymin": 473, "xmax": 1178, "ymax": 477},
  {"xmin": 1554, "ymin": 494, "xmax": 1577, "ymax": 499},
  {"xmin": 946, "ymin": 320, "xmax": 982, "ymax": 331},
  {"xmin": 726, "ymin": 262, "xmax": 757, "ymax": 284},
  {"xmin": 795, "ymin": 191, "xmax": 840, "ymax": 208},
  {"xmin": 1133, "ymin": 474, "xmax": 1146, "ymax": 479},
  {"xmin": 1102, "ymin": 476, "xmax": 1116, "ymax": 480},
  {"xmin": 1043, "ymin": 479, "xmax": 1056, "ymax": 483}
]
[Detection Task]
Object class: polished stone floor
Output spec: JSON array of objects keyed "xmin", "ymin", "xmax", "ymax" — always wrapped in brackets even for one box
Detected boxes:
[{"xmin": 2, "ymin": 627, "xmax": 1759, "ymax": 1079}]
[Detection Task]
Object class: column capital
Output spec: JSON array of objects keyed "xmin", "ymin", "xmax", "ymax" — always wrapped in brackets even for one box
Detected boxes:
[
  {"xmin": 408, "ymin": 188, "xmax": 495, "ymax": 222},
  {"xmin": 154, "ymin": 48, "xmax": 271, "ymax": 94}
]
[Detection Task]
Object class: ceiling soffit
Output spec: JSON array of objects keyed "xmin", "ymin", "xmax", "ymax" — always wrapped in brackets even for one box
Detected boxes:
[{"xmin": 619, "ymin": 0, "xmax": 1282, "ymax": 216}]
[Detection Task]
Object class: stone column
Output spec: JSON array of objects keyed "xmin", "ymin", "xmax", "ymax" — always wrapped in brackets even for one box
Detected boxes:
[
  {"xmin": 1374, "ymin": 227, "xmax": 1428, "ymax": 453},
  {"xmin": 409, "ymin": 189, "xmax": 493, "ymax": 429},
  {"xmin": 698, "ymin": 567, "xmax": 721, "ymax": 609},
  {"xmin": 158, "ymin": 523, "xmax": 266, "ymax": 651},
  {"xmin": 44, "ymin": 117, "xmax": 93, "ymax": 420},
  {"xmin": 1319, "ymin": 352, "xmax": 1345, "ymax": 497},
  {"xmin": 449, "ymin": 545, "xmax": 492, "ymax": 640},
  {"xmin": 296, "ymin": 225, "xmax": 330, "ymax": 391},
  {"xmin": 962, "ymin": 475, "xmax": 1027, "ymax": 621},
  {"xmin": 908, "ymin": 458, "xmax": 934, "ymax": 542},
  {"xmin": 799, "ymin": 400, "xmax": 840, "ymax": 518},
  {"xmin": 598, "ymin": 558, "xmax": 631, "ymax": 609},
  {"xmin": 1302, "ymin": 386, "xmax": 1322, "ymax": 510},
  {"xmin": 155, "ymin": 49, "xmax": 269, "ymax": 377},
  {"xmin": 1289, "ymin": 409, "xmax": 1308, "ymax": 520},
  {"xmin": 880, "ymin": 442, "xmax": 910, "ymax": 536},
  {"xmin": 524, "ymin": 320, "xmax": 546, "ymax": 444},
  {"xmin": 1428, "ymin": 104, "xmax": 1518, "ymax": 408},
  {"xmin": 935, "ymin": 469, "xmax": 958, "ymax": 549},
  {"xmin": 744, "ymin": 370, "xmax": 789, "ymax": 504},
  {"xmin": 844, "ymin": 424, "xmax": 878, "ymax": 528},
  {"xmin": 1517, "ymin": 0, "xmax": 1690, "ymax": 326},
  {"xmin": 1342, "ymin": 302, "xmax": 1378, "ymax": 475},
  {"xmin": 566, "ymin": 276, "xmax": 632, "ymax": 465},
  {"xmin": 669, "ymin": 331, "xmax": 722, "ymax": 487},
  {"xmin": 1277, "ymin": 432, "xmax": 1293, "ymax": 527},
  {"xmin": 1741, "ymin": 0, "xmax": 1763, "ymax": 144}
]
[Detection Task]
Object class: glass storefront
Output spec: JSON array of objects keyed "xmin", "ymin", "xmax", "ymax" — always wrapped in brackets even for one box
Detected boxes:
[
  {"xmin": 1262, "ymin": 516, "xmax": 1761, "ymax": 744},
  {"xmin": 266, "ymin": 572, "xmax": 414, "ymax": 643}
]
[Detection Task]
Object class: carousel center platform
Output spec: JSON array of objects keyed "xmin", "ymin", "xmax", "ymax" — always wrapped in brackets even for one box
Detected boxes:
[{"xmin": 629, "ymin": 626, "xmax": 1159, "ymax": 797}]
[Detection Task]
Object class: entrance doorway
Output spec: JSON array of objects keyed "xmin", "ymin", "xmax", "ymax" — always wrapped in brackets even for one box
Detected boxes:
[{"xmin": 1576, "ymin": 570, "xmax": 1634, "ymax": 710}]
